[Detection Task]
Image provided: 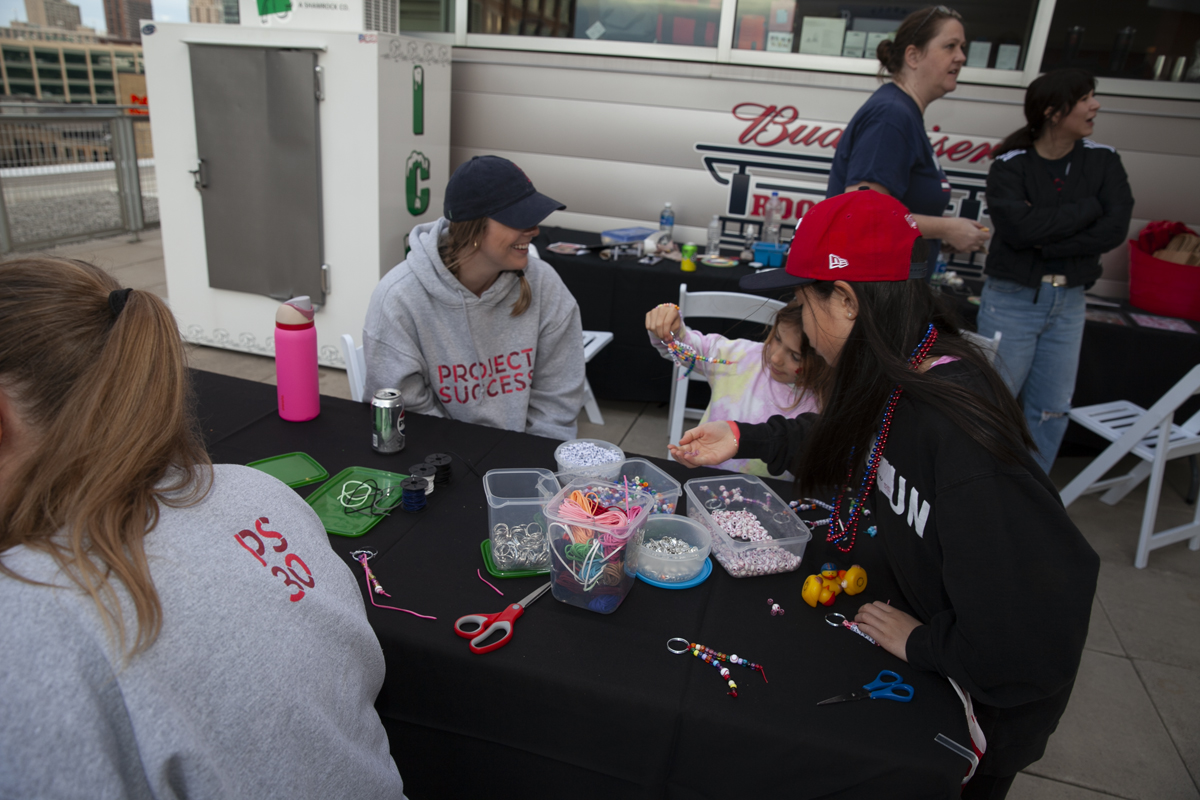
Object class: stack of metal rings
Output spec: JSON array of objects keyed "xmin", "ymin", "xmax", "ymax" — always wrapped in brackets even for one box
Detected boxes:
[{"xmin": 491, "ymin": 522, "xmax": 549, "ymax": 570}]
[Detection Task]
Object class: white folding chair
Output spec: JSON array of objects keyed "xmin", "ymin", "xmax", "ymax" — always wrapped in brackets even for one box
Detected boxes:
[
  {"xmin": 340, "ymin": 333, "xmax": 367, "ymax": 403},
  {"xmin": 581, "ymin": 330, "xmax": 613, "ymax": 425},
  {"xmin": 666, "ymin": 283, "xmax": 786, "ymax": 459},
  {"xmin": 1059, "ymin": 364, "xmax": 1200, "ymax": 568},
  {"xmin": 960, "ymin": 329, "xmax": 1002, "ymax": 365}
]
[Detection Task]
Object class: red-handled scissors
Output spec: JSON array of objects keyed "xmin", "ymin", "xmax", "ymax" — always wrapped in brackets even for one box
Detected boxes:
[{"xmin": 454, "ymin": 582, "xmax": 551, "ymax": 654}]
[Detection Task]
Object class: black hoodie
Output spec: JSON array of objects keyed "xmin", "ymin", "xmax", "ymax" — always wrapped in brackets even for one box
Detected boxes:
[{"xmin": 739, "ymin": 359, "xmax": 1100, "ymax": 776}]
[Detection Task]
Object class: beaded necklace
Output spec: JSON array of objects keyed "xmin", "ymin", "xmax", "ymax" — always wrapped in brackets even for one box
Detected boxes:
[
  {"xmin": 827, "ymin": 323, "xmax": 938, "ymax": 554},
  {"xmin": 662, "ymin": 334, "xmax": 736, "ymax": 378}
]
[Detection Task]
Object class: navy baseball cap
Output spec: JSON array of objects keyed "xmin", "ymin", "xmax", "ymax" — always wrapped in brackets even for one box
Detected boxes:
[{"xmin": 444, "ymin": 156, "xmax": 565, "ymax": 229}]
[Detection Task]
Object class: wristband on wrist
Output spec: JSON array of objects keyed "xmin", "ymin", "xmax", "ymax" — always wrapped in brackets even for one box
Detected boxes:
[{"xmin": 727, "ymin": 421, "xmax": 740, "ymax": 449}]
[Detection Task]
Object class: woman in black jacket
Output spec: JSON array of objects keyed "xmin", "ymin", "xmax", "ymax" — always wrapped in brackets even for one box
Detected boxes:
[
  {"xmin": 977, "ymin": 69, "xmax": 1134, "ymax": 473},
  {"xmin": 672, "ymin": 190, "xmax": 1099, "ymax": 800}
]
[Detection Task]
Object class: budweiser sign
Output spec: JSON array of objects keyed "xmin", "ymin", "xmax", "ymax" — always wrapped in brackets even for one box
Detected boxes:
[{"xmin": 732, "ymin": 103, "xmax": 998, "ymax": 165}]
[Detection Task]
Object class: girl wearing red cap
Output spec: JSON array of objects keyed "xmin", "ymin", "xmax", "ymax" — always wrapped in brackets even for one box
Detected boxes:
[{"xmin": 673, "ymin": 191, "xmax": 1098, "ymax": 799}]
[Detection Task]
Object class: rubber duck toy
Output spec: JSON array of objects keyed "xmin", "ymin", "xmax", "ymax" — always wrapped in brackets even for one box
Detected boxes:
[{"xmin": 801, "ymin": 563, "xmax": 868, "ymax": 608}]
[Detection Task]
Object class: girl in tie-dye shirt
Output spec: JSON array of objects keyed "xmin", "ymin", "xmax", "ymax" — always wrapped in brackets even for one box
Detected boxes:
[{"xmin": 646, "ymin": 300, "xmax": 830, "ymax": 478}]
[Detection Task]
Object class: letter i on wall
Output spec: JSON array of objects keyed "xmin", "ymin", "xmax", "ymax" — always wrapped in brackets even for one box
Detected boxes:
[{"xmin": 412, "ymin": 65, "xmax": 424, "ymax": 136}]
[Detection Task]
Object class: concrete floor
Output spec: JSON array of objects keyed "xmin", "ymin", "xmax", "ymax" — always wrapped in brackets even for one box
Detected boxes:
[{"xmin": 26, "ymin": 230, "xmax": 1200, "ymax": 799}]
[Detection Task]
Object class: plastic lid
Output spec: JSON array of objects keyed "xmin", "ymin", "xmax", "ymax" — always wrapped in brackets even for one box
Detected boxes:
[
  {"xmin": 771, "ymin": 191, "xmax": 779, "ymax": 197},
  {"xmin": 276, "ymin": 296, "xmax": 314, "ymax": 325},
  {"xmin": 664, "ymin": 202, "xmax": 672, "ymax": 208}
]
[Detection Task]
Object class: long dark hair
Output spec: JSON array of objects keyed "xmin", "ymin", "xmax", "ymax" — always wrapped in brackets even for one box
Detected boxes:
[
  {"xmin": 993, "ymin": 68, "xmax": 1097, "ymax": 158},
  {"xmin": 877, "ymin": 6, "xmax": 962, "ymax": 78},
  {"xmin": 793, "ymin": 279, "xmax": 1033, "ymax": 494}
]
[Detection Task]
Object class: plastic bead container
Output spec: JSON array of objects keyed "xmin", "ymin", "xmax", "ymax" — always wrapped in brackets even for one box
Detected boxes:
[
  {"xmin": 482, "ymin": 469, "xmax": 559, "ymax": 574},
  {"xmin": 553, "ymin": 438, "xmax": 625, "ymax": 481},
  {"xmin": 683, "ymin": 475, "xmax": 811, "ymax": 578},
  {"xmin": 636, "ymin": 514, "xmax": 712, "ymax": 583},
  {"xmin": 559, "ymin": 457, "xmax": 681, "ymax": 515},
  {"xmin": 543, "ymin": 477, "xmax": 653, "ymax": 614}
]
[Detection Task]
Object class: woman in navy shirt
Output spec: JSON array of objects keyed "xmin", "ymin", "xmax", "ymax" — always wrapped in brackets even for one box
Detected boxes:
[{"xmin": 827, "ymin": 5, "xmax": 989, "ymax": 267}]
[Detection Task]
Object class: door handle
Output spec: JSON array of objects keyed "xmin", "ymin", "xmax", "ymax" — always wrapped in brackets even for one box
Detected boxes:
[{"xmin": 189, "ymin": 159, "xmax": 208, "ymax": 190}]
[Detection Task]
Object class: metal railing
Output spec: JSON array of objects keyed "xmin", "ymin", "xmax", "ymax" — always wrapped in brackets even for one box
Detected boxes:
[{"xmin": 0, "ymin": 104, "xmax": 155, "ymax": 253}]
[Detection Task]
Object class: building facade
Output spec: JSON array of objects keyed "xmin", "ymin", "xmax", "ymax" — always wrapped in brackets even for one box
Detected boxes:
[
  {"xmin": 24, "ymin": 0, "xmax": 83, "ymax": 32},
  {"xmin": 0, "ymin": 38, "xmax": 144, "ymax": 104},
  {"xmin": 189, "ymin": 0, "xmax": 224, "ymax": 25},
  {"xmin": 104, "ymin": 0, "xmax": 153, "ymax": 42}
]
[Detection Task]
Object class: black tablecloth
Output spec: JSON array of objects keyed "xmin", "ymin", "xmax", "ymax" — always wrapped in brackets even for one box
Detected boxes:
[
  {"xmin": 535, "ymin": 227, "xmax": 790, "ymax": 404},
  {"xmin": 537, "ymin": 227, "xmax": 1200, "ymax": 448},
  {"xmin": 198, "ymin": 370, "xmax": 972, "ymax": 800}
]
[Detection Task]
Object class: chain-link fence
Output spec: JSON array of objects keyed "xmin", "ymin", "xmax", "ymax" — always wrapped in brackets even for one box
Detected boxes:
[{"xmin": 0, "ymin": 105, "xmax": 154, "ymax": 252}]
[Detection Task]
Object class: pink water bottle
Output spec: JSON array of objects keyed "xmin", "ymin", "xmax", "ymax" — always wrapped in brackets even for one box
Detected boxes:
[{"xmin": 275, "ymin": 296, "xmax": 320, "ymax": 422}]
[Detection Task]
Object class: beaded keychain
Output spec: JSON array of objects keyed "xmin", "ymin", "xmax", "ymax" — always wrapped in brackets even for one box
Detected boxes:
[
  {"xmin": 827, "ymin": 323, "xmax": 938, "ymax": 554},
  {"xmin": 661, "ymin": 333, "xmax": 736, "ymax": 378},
  {"xmin": 349, "ymin": 550, "xmax": 436, "ymax": 620},
  {"xmin": 667, "ymin": 638, "xmax": 768, "ymax": 698}
]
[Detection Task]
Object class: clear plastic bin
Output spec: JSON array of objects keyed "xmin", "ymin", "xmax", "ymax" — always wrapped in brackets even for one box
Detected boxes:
[
  {"xmin": 554, "ymin": 438, "xmax": 624, "ymax": 481},
  {"xmin": 557, "ymin": 457, "xmax": 681, "ymax": 515},
  {"xmin": 683, "ymin": 475, "xmax": 811, "ymax": 578},
  {"xmin": 543, "ymin": 477, "xmax": 653, "ymax": 613},
  {"xmin": 482, "ymin": 468, "xmax": 559, "ymax": 573},
  {"xmin": 637, "ymin": 514, "xmax": 711, "ymax": 583}
]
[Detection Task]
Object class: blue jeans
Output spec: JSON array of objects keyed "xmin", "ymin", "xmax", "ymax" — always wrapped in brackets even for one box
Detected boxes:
[{"xmin": 976, "ymin": 277, "xmax": 1086, "ymax": 474}]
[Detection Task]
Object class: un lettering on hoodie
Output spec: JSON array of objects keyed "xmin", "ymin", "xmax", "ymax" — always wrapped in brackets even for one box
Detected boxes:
[{"xmin": 363, "ymin": 218, "xmax": 585, "ymax": 441}]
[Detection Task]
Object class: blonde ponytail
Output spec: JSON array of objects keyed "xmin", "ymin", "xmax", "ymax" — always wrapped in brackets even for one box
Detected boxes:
[{"xmin": 0, "ymin": 258, "xmax": 211, "ymax": 657}]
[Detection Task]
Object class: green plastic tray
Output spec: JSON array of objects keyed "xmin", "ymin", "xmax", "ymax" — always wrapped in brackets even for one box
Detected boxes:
[
  {"xmin": 479, "ymin": 540, "xmax": 549, "ymax": 579},
  {"xmin": 306, "ymin": 466, "xmax": 409, "ymax": 537},
  {"xmin": 247, "ymin": 452, "xmax": 329, "ymax": 488}
]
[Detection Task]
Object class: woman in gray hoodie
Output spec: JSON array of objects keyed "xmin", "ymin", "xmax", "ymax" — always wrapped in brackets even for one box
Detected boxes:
[{"xmin": 364, "ymin": 156, "xmax": 585, "ymax": 441}]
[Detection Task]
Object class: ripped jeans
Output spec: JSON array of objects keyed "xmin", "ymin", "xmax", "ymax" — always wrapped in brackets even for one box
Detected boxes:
[{"xmin": 976, "ymin": 277, "xmax": 1087, "ymax": 474}]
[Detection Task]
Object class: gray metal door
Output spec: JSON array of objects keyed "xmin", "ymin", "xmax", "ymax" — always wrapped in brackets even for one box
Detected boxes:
[{"xmin": 189, "ymin": 45, "xmax": 324, "ymax": 303}]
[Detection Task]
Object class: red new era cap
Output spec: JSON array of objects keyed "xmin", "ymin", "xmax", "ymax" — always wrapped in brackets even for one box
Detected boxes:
[{"xmin": 740, "ymin": 190, "xmax": 926, "ymax": 292}]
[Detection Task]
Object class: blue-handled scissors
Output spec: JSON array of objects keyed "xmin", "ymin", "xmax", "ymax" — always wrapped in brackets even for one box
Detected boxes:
[
  {"xmin": 454, "ymin": 582, "xmax": 551, "ymax": 655},
  {"xmin": 817, "ymin": 669, "xmax": 915, "ymax": 705}
]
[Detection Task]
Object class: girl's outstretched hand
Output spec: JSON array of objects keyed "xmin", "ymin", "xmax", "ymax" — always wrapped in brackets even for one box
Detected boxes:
[
  {"xmin": 668, "ymin": 422, "xmax": 739, "ymax": 467},
  {"xmin": 645, "ymin": 304, "xmax": 683, "ymax": 342}
]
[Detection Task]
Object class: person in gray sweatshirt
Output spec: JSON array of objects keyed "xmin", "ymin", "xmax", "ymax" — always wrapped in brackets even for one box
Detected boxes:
[
  {"xmin": 363, "ymin": 155, "xmax": 585, "ymax": 441},
  {"xmin": 0, "ymin": 258, "xmax": 406, "ymax": 799}
]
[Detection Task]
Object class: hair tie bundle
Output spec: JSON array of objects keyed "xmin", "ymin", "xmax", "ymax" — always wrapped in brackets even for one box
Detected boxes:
[{"xmin": 108, "ymin": 287, "xmax": 133, "ymax": 318}]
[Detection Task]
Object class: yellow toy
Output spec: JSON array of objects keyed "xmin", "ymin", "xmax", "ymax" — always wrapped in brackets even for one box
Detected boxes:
[{"xmin": 801, "ymin": 562, "xmax": 868, "ymax": 608}]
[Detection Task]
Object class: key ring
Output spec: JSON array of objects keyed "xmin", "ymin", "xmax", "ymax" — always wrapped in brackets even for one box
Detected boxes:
[
  {"xmin": 667, "ymin": 637, "xmax": 691, "ymax": 654},
  {"xmin": 825, "ymin": 612, "xmax": 847, "ymax": 626}
]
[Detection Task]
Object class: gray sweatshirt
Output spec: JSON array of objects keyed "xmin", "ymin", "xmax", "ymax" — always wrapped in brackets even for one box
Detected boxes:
[
  {"xmin": 363, "ymin": 218, "xmax": 584, "ymax": 441},
  {"xmin": 0, "ymin": 465, "xmax": 405, "ymax": 800}
]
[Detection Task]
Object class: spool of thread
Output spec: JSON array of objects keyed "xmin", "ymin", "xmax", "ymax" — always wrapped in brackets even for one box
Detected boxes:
[
  {"xmin": 400, "ymin": 477, "xmax": 428, "ymax": 511},
  {"xmin": 408, "ymin": 463, "xmax": 437, "ymax": 495},
  {"xmin": 425, "ymin": 453, "xmax": 452, "ymax": 485}
]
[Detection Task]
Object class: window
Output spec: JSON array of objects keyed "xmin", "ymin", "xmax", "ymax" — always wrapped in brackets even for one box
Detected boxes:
[
  {"xmin": 402, "ymin": 0, "xmax": 454, "ymax": 31},
  {"xmin": 1040, "ymin": 0, "xmax": 1200, "ymax": 81},
  {"xmin": 468, "ymin": 0, "xmax": 723, "ymax": 45},
  {"xmin": 732, "ymin": 1, "xmax": 1038, "ymax": 70}
]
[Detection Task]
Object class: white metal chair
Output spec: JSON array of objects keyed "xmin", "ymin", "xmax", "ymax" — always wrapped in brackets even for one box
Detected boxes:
[
  {"xmin": 960, "ymin": 329, "xmax": 1002, "ymax": 365},
  {"xmin": 340, "ymin": 333, "xmax": 367, "ymax": 402},
  {"xmin": 666, "ymin": 283, "xmax": 786, "ymax": 458},
  {"xmin": 342, "ymin": 330, "xmax": 612, "ymax": 423},
  {"xmin": 1059, "ymin": 364, "xmax": 1200, "ymax": 568},
  {"xmin": 581, "ymin": 330, "xmax": 613, "ymax": 425}
]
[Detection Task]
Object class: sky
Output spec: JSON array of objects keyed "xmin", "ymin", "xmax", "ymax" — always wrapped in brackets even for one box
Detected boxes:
[{"xmin": 0, "ymin": 0, "xmax": 190, "ymax": 33}]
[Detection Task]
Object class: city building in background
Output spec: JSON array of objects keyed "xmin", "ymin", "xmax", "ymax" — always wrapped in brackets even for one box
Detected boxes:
[
  {"xmin": 104, "ymin": 0, "xmax": 153, "ymax": 42},
  {"xmin": 222, "ymin": 0, "xmax": 239, "ymax": 24},
  {"xmin": 190, "ymin": 0, "xmax": 224, "ymax": 24},
  {"xmin": 0, "ymin": 39, "xmax": 144, "ymax": 104},
  {"xmin": 24, "ymin": 0, "xmax": 83, "ymax": 31}
]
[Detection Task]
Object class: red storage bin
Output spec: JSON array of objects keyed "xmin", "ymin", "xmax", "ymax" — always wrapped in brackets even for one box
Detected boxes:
[{"xmin": 1128, "ymin": 226, "xmax": 1200, "ymax": 323}]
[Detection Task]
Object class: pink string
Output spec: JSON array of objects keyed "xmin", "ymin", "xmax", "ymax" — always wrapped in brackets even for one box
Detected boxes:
[
  {"xmin": 477, "ymin": 568, "xmax": 504, "ymax": 596},
  {"xmin": 355, "ymin": 555, "xmax": 437, "ymax": 620}
]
